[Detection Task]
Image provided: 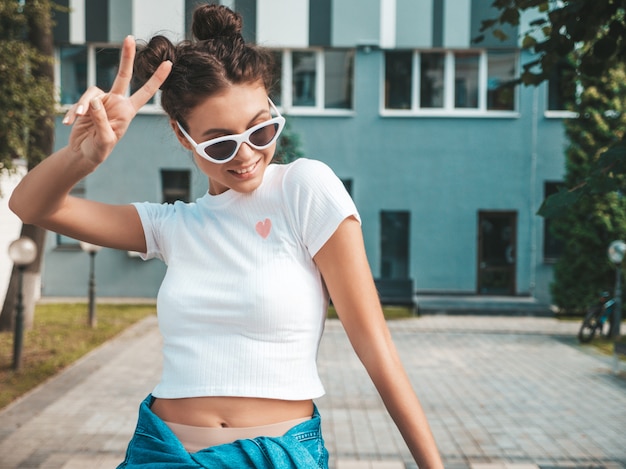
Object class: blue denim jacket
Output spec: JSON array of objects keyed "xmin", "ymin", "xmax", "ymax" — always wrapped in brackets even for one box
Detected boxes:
[{"xmin": 117, "ymin": 395, "xmax": 329, "ymax": 468}]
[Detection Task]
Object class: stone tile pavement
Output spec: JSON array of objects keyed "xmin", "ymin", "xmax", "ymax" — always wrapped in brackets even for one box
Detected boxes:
[{"xmin": 0, "ymin": 314, "xmax": 624, "ymax": 468}]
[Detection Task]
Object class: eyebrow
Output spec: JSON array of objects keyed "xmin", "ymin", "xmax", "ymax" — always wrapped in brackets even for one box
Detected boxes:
[{"xmin": 199, "ymin": 108, "xmax": 269, "ymax": 139}]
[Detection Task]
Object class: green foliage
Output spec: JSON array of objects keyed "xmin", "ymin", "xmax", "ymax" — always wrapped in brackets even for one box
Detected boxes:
[
  {"xmin": 548, "ymin": 65, "xmax": 626, "ymax": 312},
  {"xmin": 274, "ymin": 117, "xmax": 304, "ymax": 164},
  {"xmin": 479, "ymin": 1, "xmax": 626, "ymax": 214},
  {"xmin": 478, "ymin": 1, "xmax": 626, "ymax": 310},
  {"xmin": 476, "ymin": 1, "xmax": 626, "ymax": 85},
  {"xmin": 0, "ymin": 0, "xmax": 56, "ymax": 172}
]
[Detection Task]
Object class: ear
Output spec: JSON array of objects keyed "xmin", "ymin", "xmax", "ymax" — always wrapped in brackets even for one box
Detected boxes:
[{"xmin": 171, "ymin": 120, "xmax": 194, "ymax": 151}]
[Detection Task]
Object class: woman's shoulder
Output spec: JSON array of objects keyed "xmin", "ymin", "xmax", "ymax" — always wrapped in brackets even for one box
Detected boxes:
[{"xmin": 273, "ymin": 158, "xmax": 337, "ymax": 187}]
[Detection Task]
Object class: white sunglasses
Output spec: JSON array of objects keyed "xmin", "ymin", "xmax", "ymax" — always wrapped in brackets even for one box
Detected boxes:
[{"xmin": 176, "ymin": 98, "xmax": 285, "ymax": 164}]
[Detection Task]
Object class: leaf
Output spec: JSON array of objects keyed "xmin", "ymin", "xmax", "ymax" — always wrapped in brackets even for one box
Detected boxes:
[
  {"xmin": 537, "ymin": 186, "xmax": 584, "ymax": 218},
  {"xmin": 522, "ymin": 34, "xmax": 537, "ymax": 49},
  {"xmin": 492, "ymin": 28, "xmax": 509, "ymax": 41},
  {"xmin": 501, "ymin": 7, "xmax": 521, "ymax": 26}
]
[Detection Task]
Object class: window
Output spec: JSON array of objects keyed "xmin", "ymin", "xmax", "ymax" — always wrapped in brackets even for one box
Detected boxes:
[
  {"xmin": 292, "ymin": 51, "xmax": 317, "ymax": 107},
  {"xmin": 57, "ymin": 45, "xmax": 160, "ymax": 110},
  {"xmin": 95, "ymin": 47, "xmax": 120, "ymax": 91},
  {"xmin": 384, "ymin": 49, "xmax": 518, "ymax": 114},
  {"xmin": 547, "ymin": 58, "xmax": 576, "ymax": 112},
  {"xmin": 272, "ymin": 49, "xmax": 354, "ymax": 112},
  {"xmin": 270, "ymin": 50, "xmax": 283, "ymax": 106},
  {"xmin": 420, "ymin": 53, "xmax": 444, "ymax": 108},
  {"xmin": 487, "ymin": 50, "xmax": 516, "ymax": 111},
  {"xmin": 385, "ymin": 51, "xmax": 412, "ymax": 109},
  {"xmin": 161, "ymin": 169, "xmax": 191, "ymax": 204},
  {"xmin": 340, "ymin": 178, "xmax": 353, "ymax": 196},
  {"xmin": 324, "ymin": 50, "xmax": 353, "ymax": 109},
  {"xmin": 56, "ymin": 180, "xmax": 86, "ymax": 247},
  {"xmin": 59, "ymin": 46, "xmax": 87, "ymax": 105},
  {"xmin": 380, "ymin": 211, "xmax": 410, "ymax": 279},
  {"xmin": 543, "ymin": 182, "xmax": 564, "ymax": 261},
  {"xmin": 454, "ymin": 52, "xmax": 480, "ymax": 108}
]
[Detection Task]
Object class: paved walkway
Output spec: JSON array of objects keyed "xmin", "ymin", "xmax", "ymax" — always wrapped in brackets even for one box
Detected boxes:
[{"xmin": 0, "ymin": 315, "xmax": 624, "ymax": 469}]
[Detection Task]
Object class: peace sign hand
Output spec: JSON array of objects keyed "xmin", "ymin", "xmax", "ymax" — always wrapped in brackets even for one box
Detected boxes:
[{"xmin": 63, "ymin": 35, "xmax": 172, "ymax": 167}]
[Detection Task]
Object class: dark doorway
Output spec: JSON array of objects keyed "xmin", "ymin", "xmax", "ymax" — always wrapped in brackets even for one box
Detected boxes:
[{"xmin": 477, "ymin": 211, "xmax": 517, "ymax": 295}]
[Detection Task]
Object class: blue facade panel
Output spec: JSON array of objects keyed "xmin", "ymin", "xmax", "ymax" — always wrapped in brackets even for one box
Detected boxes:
[
  {"xmin": 396, "ymin": 0, "xmax": 433, "ymax": 48},
  {"xmin": 332, "ymin": 0, "xmax": 379, "ymax": 47}
]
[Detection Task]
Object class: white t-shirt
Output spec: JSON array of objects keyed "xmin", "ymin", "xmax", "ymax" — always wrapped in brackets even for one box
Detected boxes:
[{"xmin": 133, "ymin": 158, "xmax": 360, "ymax": 400}]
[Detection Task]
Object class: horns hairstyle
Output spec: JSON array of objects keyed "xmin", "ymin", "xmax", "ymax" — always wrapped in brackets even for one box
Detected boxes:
[{"xmin": 134, "ymin": 3, "xmax": 275, "ymax": 126}]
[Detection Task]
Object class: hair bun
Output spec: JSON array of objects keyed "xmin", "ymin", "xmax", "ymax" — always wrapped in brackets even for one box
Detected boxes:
[
  {"xmin": 192, "ymin": 4, "xmax": 243, "ymax": 42},
  {"xmin": 134, "ymin": 35, "xmax": 176, "ymax": 90}
]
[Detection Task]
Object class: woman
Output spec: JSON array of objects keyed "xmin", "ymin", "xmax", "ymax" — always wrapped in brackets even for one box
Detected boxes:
[{"xmin": 9, "ymin": 4, "xmax": 443, "ymax": 468}]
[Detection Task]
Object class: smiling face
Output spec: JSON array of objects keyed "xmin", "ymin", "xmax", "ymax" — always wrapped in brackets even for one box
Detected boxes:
[{"xmin": 173, "ymin": 82, "xmax": 278, "ymax": 195}]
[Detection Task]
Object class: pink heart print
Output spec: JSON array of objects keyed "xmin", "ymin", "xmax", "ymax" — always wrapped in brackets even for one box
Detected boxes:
[{"xmin": 255, "ymin": 218, "xmax": 272, "ymax": 239}]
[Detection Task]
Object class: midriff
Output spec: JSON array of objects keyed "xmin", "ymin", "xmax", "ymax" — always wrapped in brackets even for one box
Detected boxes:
[{"xmin": 150, "ymin": 396, "xmax": 314, "ymax": 428}]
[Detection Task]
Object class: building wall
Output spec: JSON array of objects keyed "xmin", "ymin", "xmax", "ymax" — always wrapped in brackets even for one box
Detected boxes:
[{"xmin": 39, "ymin": 0, "xmax": 566, "ymax": 303}]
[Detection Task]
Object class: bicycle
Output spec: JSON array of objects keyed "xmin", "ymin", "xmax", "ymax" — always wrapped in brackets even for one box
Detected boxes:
[{"xmin": 578, "ymin": 291, "xmax": 615, "ymax": 343}]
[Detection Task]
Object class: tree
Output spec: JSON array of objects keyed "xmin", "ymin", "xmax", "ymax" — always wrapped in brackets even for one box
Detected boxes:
[
  {"xmin": 0, "ymin": 0, "xmax": 56, "ymax": 331},
  {"xmin": 549, "ymin": 64, "xmax": 626, "ymax": 312},
  {"xmin": 476, "ymin": 0, "xmax": 626, "ymax": 215},
  {"xmin": 274, "ymin": 117, "xmax": 304, "ymax": 164},
  {"xmin": 477, "ymin": 1, "xmax": 626, "ymax": 311}
]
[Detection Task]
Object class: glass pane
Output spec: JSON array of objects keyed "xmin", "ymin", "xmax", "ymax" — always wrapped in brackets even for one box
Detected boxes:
[
  {"xmin": 96, "ymin": 47, "xmax": 120, "ymax": 92},
  {"xmin": 385, "ymin": 51, "xmax": 412, "ymax": 109},
  {"xmin": 161, "ymin": 169, "xmax": 191, "ymax": 204},
  {"xmin": 420, "ymin": 52, "xmax": 444, "ymax": 108},
  {"xmin": 292, "ymin": 51, "xmax": 316, "ymax": 107},
  {"xmin": 547, "ymin": 58, "xmax": 576, "ymax": 111},
  {"xmin": 487, "ymin": 50, "xmax": 516, "ymax": 111},
  {"xmin": 59, "ymin": 46, "xmax": 87, "ymax": 105},
  {"xmin": 380, "ymin": 211, "xmax": 410, "ymax": 279},
  {"xmin": 454, "ymin": 52, "xmax": 479, "ymax": 108},
  {"xmin": 324, "ymin": 50, "xmax": 353, "ymax": 109},
  {"xmin": 270, "ymin": 50, "xmax": 282, "ymax": 106}
]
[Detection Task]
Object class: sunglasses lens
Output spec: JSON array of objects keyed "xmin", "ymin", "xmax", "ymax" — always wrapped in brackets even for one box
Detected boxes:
[
  {"xmin": 249, "ymin": 122, "xmax": 279, "ymax": 147},
  {"xmin": 204, "ymin": 140, "xmax": 238, "ymax": 160}
]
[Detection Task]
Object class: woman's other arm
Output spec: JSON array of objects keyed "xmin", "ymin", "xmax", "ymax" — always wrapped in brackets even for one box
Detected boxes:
[{"xmin": 314, "ymin": 217, "xmax": 444, "ymax": 469}]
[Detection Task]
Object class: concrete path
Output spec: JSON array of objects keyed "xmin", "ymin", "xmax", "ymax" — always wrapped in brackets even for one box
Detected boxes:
[{"xmin": 0, "ymin": 315, "xmax": 624, "ymax": 469}]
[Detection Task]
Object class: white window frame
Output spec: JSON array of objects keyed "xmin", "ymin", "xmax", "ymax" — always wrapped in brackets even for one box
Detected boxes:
[
  {"xmin": 275, "ymin": 48, "xmax": 355, "ymax": 116},
  {"xmin": 55, "ymin": 44, "xmax": 163, "ymax": 115},
  {"xmin": 381, "ymin": 49, "xmax": 520, "ymax": 118}
]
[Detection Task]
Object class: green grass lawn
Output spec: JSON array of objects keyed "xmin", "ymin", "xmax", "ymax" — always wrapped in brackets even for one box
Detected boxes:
[{"xmin": 0, "ymin": 303, "xmax": 156, "ymax": 410}]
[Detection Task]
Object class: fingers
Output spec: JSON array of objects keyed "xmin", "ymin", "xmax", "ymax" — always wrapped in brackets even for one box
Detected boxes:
[
  {"xmin": 88, "ymin": 96, "xmax": 117, "ymax": 152},
  {"xmin": 109, "ymin": 35, "xmax": 136, "ymax": 96},
  {"xmin": 129, "ymin": 60, "xmax": 172, "ymax": 111},
  {"xmin": 62, "ymin": 87, "xmax": 105, "ymax": 125}
]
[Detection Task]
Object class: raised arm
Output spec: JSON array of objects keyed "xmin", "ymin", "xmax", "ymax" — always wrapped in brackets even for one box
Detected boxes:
[
  {"xmin": 314, "ymin": 217, "xmax": 444, "ymax": 469},
  {"xmin": 9, "ymin": 36, "xmax": 172, "ymax": 252}
]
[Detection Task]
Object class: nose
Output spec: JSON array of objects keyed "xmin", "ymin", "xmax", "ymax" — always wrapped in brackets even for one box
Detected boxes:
[{"xmin": 235, "ymin": 141, "xmax": 256, "ymax": 160}]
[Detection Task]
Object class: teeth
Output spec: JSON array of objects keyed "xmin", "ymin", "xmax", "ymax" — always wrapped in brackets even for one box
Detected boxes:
[{"xmin": 233, "ymin": 162, "xmax": 256, "ymax": 174}]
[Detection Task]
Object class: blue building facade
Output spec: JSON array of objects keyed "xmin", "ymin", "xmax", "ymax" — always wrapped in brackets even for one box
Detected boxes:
[{"xmin": 40, "ymin": 0, "xmax": 568, "ymax": 305}]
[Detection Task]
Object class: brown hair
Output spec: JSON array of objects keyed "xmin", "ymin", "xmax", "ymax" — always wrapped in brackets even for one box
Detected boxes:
[{"xmin": 133, "ymin": 3, "xmax": 275, "ymax": 128}]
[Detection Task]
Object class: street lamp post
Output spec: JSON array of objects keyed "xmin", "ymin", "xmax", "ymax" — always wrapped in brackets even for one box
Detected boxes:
[
  {"xmin": 79, "ymin": 241, "xmax": 103, "ymax": 328},
  {"xmin": 8, "ymin": 237, "xmax": 38, "ymax": 371},
  {"xmin": 608, "ymin": 240, "xmax": 625, "ymax": 339},
  {"xmin": 608, "ymin": 240, "xmax": 625, "ymax": 374}
]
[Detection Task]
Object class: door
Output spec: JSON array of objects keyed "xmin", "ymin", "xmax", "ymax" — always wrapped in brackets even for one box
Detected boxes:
[{"xmin": 477, "ymin": 211, "xmax": 517, "ymax": 295}]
